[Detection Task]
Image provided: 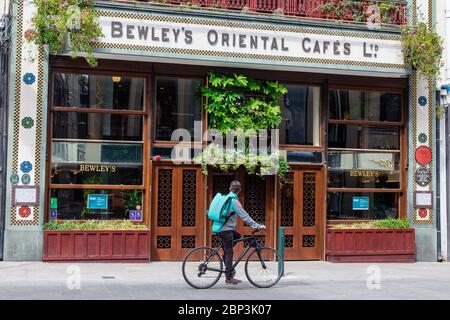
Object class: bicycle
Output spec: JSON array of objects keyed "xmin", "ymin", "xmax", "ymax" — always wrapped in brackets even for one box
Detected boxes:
[{"xmin": 182, "ymin": 229, "xmax": 284, "ymax": 289}]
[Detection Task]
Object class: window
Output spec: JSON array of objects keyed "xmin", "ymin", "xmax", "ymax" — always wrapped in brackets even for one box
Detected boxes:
[
  {"xmin": 279, "ymin": 85, "xmax": 320, "ymax": 146},
  {"xmin": 327, "ymin": 89, "xmax": 403, "ymax": 220},
  {"xmin": 155, "ymin": 77, "xmax": 202, "ymax": 142},
  {"xmin": 49, "ymin": 72, "xmax": 146, "ymax": 220}
]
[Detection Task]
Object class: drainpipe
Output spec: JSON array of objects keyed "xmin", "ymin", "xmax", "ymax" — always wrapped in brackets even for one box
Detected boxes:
[{"xmin": 0, "ymin": 11, "xmax": 11, "ymax": 261}]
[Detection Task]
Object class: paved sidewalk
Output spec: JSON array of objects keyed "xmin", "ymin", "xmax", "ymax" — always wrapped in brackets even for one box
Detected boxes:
[{"xmin": 0, "ymin": 261, "xmax": 450, "ymax": 299}]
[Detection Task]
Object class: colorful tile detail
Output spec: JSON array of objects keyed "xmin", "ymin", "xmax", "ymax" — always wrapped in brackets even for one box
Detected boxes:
[{"xmin": 20, "ymin": 161, "xmax": 32, "ymax": 173}]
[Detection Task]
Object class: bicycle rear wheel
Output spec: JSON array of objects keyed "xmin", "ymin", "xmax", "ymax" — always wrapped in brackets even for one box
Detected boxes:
[
  {"xmin": 182, "ymin": 246, "xmax": 223, "ymax": 289},
  {"xmin": 244, "ymin": 246, "xmax": 283, "ymax": 288}
]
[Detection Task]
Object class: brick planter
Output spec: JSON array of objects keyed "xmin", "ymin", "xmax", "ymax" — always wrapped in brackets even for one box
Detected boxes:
[
  {"xmin": 326, "ymin": 228, "xmax": 416, "ymax": 263},
  {"xmin": 43, "ymin": 230, "xmax": 150, "ymax": 262}
]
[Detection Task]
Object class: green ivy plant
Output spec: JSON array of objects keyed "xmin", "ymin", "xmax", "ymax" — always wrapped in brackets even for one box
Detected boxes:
[
  {"xmin": 401, "ymin": 21, "xmax": 444, "ymax": 79},
  {"xmin": 195, "ymin": 73, "xmax": 290, "ymax": 183},
  {"xmin": 31, "ymin": 0, "xmax": 103, "ymax": 67}
]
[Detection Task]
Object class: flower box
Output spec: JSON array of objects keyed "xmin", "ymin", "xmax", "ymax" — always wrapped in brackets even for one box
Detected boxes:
[
  {"xmin": 326, "ymin": 228, "xmax": 415, "ymax": 263},
  {"xmin": 43, "ymin": 230, "xmax": 150, "ymax": 262}
]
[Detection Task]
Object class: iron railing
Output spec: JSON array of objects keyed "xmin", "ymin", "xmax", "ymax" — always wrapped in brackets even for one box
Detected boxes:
[{"xmin": 122, "ymin": 0, "xmax": 408, "ymax": 26}]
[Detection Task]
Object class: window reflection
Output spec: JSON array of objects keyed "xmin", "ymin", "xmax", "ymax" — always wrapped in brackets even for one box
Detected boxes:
[
  {"xmin": 155, "ymin": 77, "xmax": 202, "ymax": 141},
  {"xmin": 53, "ymin": 73, "xmax": 145, "ymax": 110},
  {"xmin": 279, "ymin": 85, "xmax": 320, "ymax": 146}
]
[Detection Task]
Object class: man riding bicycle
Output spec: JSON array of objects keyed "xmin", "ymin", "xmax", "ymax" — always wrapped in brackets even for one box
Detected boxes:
[{"xmin": 215, "ymin": 180, "xmax": 266, "ymax": 285}]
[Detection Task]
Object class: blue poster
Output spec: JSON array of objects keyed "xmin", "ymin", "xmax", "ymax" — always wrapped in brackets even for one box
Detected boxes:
[
  {"xmin": 87, "ymin": 194, "xmax": 108, "ymax": 209},
  {"xmin": 50, "ymin": 209, "xmax": 58, "ymax": 220},
  {"xmin": 352, "ymin": 197, "xmax": 369, "ymax": 211},
  {"xmin": 129, "ymin": 210, "xmax": 143, "ymax": 221}
]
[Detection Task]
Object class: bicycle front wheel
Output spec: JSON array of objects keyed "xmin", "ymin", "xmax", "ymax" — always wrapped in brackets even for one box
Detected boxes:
[
  {"xmin": 244, "ymin": 246, "xmax": 283, "ymax": 288},
  {"xmin": 182, "ymin": 246, "xmax": 223, "ymax": 289}
]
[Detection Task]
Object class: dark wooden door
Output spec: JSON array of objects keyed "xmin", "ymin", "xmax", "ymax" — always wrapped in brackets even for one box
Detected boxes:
[
  {"xmin": 151, "ymin": 165, "xmax": 205, "ymax": 261},
  {"xmin": 279, "ymin": 169, "xmax": 324, "ymax": 260}
]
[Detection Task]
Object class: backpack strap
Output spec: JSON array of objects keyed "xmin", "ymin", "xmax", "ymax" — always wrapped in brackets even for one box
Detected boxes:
[{"xmin": 217, "ymin": 196, "xmax": 236, "ymax": 232}]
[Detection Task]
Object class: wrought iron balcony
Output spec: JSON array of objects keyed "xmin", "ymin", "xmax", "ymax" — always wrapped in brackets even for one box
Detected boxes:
[{"xmin": 105, "ymin": 0, "xmax": 408, "ymax": 27}]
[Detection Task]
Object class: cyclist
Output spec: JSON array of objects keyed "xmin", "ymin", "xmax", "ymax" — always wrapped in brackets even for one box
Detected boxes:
[{"xmin": 217, "ymin": 180, "xmax": 266, "ymax": 285}]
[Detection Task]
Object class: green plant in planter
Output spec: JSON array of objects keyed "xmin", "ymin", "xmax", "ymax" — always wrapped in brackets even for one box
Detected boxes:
[
  {"xmin": 122, "ymin": 189, "xmax": 143, "ymax": 217},
  {"xmin": 401, "ymin": 21, "xmax": 444, "ymax": 79},
  {"xmin": 332, "ymin": 218, "xmax": 412, "ymax": 229},
  {"xmin": 44, "ymin": 219, "xmax": 147, "ymax": 231},
  {"xmin": 32, "ymin": 0, "xmax": 103, "ymax": 67}
]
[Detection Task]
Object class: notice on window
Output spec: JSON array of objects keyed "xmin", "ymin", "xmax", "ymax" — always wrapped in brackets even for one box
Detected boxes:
[
  {"xmin": 352, "ymin": 197, "xmax": 369, "ymax": 211},
  {"xmin": 87, "ymin": 194, "xmax": 108, "ymax": 210}
]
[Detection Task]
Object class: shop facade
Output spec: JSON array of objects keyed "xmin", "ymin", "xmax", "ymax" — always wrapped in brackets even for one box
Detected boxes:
[{"xmin": 2, "ymin": 0, "xmax": 439, "ymax": 262}]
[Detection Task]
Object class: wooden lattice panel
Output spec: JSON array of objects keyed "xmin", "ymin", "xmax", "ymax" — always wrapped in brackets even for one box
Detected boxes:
[
  {"xmin": 182, "ymin": 170, "xmax": 196, "ymax": 227},
  {"xmin": 281, "ymin": 172, "xmax": 294, "ymax": 227},
  {"xmin": 157, "ymin": 169, "xmax": 172, "ymax": 227},
  {"xmin": 303, "ymin": 173, "xmax": 316, "ymax": 227},
  {"xmin": 244, "ymin": 175, "xmax": 266, "ymax": 224}
]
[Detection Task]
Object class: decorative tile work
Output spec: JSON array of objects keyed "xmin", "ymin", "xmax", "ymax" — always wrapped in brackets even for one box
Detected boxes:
[
  {"xmin": 22, "ymin": 72, "xmax": 35, "ymax": 85},
  {"xmin": 418, "ymin": 96, "xmax": 427, "ymax": 106},
  {"xmin": 18, "ymin": 206, "xmax": 31, "ymax": 218},
  {"xmin": 21, "ymin": 117, "xmax": 34, "ymax": 129},
  {"xmin": 21, "ymin": 174, "xmax": 31, "ymax": 185},
  {"xmin": 20, "ymin": 161, "xmax": 32, "ymax": 173}
]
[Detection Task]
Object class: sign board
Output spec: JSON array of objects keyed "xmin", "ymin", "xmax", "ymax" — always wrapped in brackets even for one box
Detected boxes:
[
  {"xmin": 352, "ymin": 197, "xmax": 369, "ymax": 211},
  {"xmin": 94, "ymin": 13, "xmax": 405, "ymax": 73},
  {"xmin": 87, "ymin": 194, "xmax": 108, "ymax": 209},
  {"xmin": 414, "ymin": 191, "xmax": 433, "ymax": 208},
  {"xmin": 414, "ymin": 166, "xmax": 432, "ymax": 187},
  {"xmin": 415, "ymin": 146, "xmax": 432, "ymax": 165},
  {"xmin": 129, "ymin": 210, "xmax": 143, "ymax": 222},
  {"xmin": 13, "ymin": 186, "xmax": 39, "ymax": 206}
]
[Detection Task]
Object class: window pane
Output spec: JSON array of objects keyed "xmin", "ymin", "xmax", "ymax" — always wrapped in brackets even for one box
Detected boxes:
[
  {"xmin": 279, "ymin": 85, "xmax": 320, "ymax": 146},
  {"xmin": 329, "ymin": 90, "xmax": 401, "ymax": 122},
  {"xmin": 328, "ymin": 151, "xmax": 400, "ymax": 188},
  {"xmin": 49, "ymin": 188, "xmax": 142, "ymax": 220},
  {"xmin": 51, "ymin": 141, "xmax": 143, "ymax": 185},
  {"xmin": 155, "ymin": 77, "xmax": 202, "ymax": 141},
  {"xmin": 52, "ymin": 112, "xmax": 143, "ymax": 141},
  {"xmin": 53, "ymin": 73, "xmax": 145, "ymax": 110},
  {"xmin": 327, "ymin": 192, "xmax": 399, "ymax": 220},
  {"xmin": 328, "ymin": 124, "xmax": 400, "ymax": 150}
]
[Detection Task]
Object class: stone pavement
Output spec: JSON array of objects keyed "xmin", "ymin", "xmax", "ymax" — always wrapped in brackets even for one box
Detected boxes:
[{"xmin": 0, "ymin": 261, "xmax": 450, "ymax": 300}]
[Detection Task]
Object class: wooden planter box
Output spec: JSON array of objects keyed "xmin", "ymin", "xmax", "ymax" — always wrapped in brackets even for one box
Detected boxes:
[
  {"xmin": 326, "ymin": 228, "xmax": 416, "ymax": 263},
  {"xmin": 43, "ymin": 230, "xmax": 150, "ymax": 262}
]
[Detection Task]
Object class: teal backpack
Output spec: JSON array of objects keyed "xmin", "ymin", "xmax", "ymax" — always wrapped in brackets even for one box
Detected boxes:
[{"xmin": 208, "ymin": 192, "xmax": 237, "ymax": 233}]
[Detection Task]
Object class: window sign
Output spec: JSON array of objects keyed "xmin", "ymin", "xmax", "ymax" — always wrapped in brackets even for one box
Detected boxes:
[
  {"xmin": 129, "ymin": 210, "xmax": 143, "ymax": 221},
  {"xmin": 50, "ymin": 209, "xmax": 58, "ymax": 220},
  {"xmin": 87, "ymin": 194, "xmax": 108, "ymax": 209},
  {"xmin": 50, "ymin": 197, "xmax": 58, "ymax": 209},
  {"xmin": 352, "ymin": 197, "xmax": 369, "ymax": 211}
]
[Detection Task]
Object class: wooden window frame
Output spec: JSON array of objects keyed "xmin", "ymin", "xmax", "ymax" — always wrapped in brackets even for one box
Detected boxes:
[
  {"xmin": 45, "ymin": 68, "xmax": 151, "ymax": 224},
  {"xmin": 326, "ymin": 87, "xmax": 407, "ymax": 222}
]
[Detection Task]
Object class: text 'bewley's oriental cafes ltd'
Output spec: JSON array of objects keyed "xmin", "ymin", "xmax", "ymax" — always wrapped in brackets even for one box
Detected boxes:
[{"xmin": 2, "ymin": 0, "xmax": 438, "ymax": 262}]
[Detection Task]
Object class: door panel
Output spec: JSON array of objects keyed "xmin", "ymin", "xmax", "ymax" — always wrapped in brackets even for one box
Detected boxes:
[
  {"xmin": 279, "ymin": 169, "xmax": 323, "ymax": 260},
  {"xmin": 151, "ymin": 165, "xmax": 205, "ymax": 261}
]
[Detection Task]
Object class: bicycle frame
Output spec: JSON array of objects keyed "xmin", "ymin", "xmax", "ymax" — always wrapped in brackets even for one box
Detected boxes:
[{"xmin": 204, "ymin": 233, "xmax": 266, "ymax": 273}]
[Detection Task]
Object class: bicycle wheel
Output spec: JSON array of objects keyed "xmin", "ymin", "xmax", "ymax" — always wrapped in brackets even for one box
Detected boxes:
[
  {"xmin": 182, "ymin": 246, "xmax": 224, "ymax": 289},
  {"xmin": 244, "ymin": 246, "xmax": 283, "ymax": 288}
]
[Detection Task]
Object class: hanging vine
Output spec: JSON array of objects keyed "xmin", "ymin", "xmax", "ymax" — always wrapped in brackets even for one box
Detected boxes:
[
  {"xmin": 31, "ymin": 0, "xmax": 103, "ymax": 67},
  {"xmin": 194, "ymin": 72, "xmax": 290, "ymax": 183}
]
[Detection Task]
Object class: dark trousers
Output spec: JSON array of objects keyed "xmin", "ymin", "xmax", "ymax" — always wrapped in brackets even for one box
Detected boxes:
[{"xmin": 218, "ymin": 230, "xmax": 241, "ymax": 279}]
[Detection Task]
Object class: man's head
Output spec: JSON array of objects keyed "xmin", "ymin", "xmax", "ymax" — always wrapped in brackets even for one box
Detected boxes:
[{"xmin": 229, "ymin": 180, "xmax": 241, "ymax": 194}]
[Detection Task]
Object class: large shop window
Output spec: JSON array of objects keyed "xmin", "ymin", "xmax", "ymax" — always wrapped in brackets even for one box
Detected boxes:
[
  {"xmin": 279, "ymin": 85, "xmax": 321, "ymax": 146},
  {"xmin": 327, "ymin": 89, "xmax": 403, "ymax": 220},
  {"xmin": 49, "ymin": 72, "xmax": 146, "ymax": 220}
]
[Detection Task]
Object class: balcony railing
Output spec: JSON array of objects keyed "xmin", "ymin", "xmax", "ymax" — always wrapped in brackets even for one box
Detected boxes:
[{"xmin": 118, "ymin": 0, "xmax": 408, "ymax": 26}]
